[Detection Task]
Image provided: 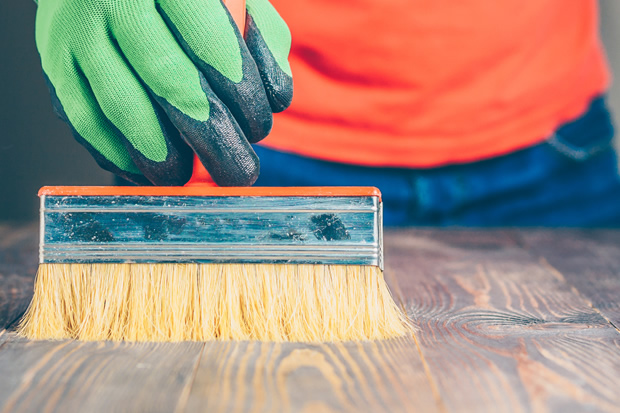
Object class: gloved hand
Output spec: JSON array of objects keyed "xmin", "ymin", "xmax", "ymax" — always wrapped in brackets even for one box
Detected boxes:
[{"xmin": 36, "ymin": 0, "xmax": 293, "ymax": 186}]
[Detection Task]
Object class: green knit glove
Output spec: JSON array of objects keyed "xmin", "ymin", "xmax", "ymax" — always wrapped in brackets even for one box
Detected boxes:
[{"xmin": 37, "ymin": 0, "xmax": 293, "ymax": 186}]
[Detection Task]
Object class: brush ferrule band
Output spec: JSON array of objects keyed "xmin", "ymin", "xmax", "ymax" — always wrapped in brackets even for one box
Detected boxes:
[{"xmin": 40, "ymin": 195, "xmax": 384, "ymax": 270}]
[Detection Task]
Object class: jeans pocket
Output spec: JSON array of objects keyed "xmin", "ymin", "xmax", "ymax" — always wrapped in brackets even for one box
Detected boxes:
[{"xmin": 544, "ymin": 96, "xmax": 615, "ymax": 162}]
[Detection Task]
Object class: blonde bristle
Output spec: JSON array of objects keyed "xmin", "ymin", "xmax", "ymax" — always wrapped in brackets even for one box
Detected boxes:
[{"xmin": 17, "ymin": 263, "xmax": 412, "ymax": 342}]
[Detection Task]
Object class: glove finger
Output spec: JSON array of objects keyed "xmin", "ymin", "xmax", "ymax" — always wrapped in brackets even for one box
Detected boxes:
[
  {"xmin": 112, "ymin": 5, "xmax": 259, "ymax": 186},
  {"xmin": 157, "ymin": 0, "xmax": 273, "ymax": 143},
  {"xmin": 77, "ymin": 39, "xmax": 193, "ymax": 186},
  {"xmin": 245, "ymin": 0, "xmax": 293, "ymax": 112},
  {"xmin": 157, "ymin": 71, "xmax": 260, "ymax": 187},
  {"xmin": 43, "ymin": 69, "xmax": 149, "ymax": 185}
]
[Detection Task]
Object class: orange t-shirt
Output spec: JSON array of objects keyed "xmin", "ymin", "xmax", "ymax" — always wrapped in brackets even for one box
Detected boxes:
[{"xmin": 263, "ymin": 0, "xmax": 610, "ymax": 167}]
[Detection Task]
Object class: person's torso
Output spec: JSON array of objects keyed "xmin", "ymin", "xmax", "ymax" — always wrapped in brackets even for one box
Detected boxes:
[{"xmin": 263, "ymin": 0, "xmax": 610, "ymax": 167}]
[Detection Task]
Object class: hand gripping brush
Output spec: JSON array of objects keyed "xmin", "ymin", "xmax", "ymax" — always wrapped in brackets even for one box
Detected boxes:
[{"xmin": 17, "ymin": 0, "xmax": 410, "ymax": 342}]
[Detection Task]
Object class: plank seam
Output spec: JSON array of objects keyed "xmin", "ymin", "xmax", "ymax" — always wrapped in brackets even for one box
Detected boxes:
[
  {"xmin": 411, "ymin": 331, "xmax": 447, "ymax": 412},
  {"xmin": 174, "ymin": 342, "xmax": 206, "ymax": 413},
  {"xmin": 386, "ymin": 266, "xmax": 447, "ymax": 412}
]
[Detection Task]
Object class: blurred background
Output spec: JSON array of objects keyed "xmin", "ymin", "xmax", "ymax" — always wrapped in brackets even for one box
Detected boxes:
[{"xmin": 1, "ymin": 0, "xmax": 619, "ymax": 221}]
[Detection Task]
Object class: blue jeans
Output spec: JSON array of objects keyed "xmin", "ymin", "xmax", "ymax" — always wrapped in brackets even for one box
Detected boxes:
[{"xmin": 254, "ymin": 97, "xmax": 620, "ymax": 227}]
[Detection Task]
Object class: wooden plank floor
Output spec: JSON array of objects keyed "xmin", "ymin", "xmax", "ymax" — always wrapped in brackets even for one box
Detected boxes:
[
  {"xmin": 0, "ymin": 224, "xmax": 619, "ymax": 412},
  {"xmin": 386, "ymin": 230, "xmax": 620, "ymax": 412}
]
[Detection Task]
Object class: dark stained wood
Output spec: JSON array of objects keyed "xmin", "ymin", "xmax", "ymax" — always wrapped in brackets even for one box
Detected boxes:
[
  {"xmin": 0, "ymin": 334, "xmax": 438, "ymax": 413},
  {"xmin": 0, "ymin": 224, "xmax": 438, "ymax": 413},
  {"xmin": 183, "ymin": 338, "xmax": 439, "ymax": 413},
  {"xmin": 1, "ymin": 224, "xmax": 620, "ymax": 412},
  {"xmin": 516, "ymin": 230, "xmax": 620, "ymax": 330},
  {"xmin": 0, "ymin": 223, "xmax": 37, "ymax": 329},
  {"xmin": 0, "ymin": 332, "xmax": 203, "ymax": 413},
  {"xmin": 386, "ymin": 229, "xmax": 620, "ymax": 413}
]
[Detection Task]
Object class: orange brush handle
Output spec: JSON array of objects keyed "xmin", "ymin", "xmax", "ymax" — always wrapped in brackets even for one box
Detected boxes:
[
  {"xmin": 185, "ymin": 0, "xmax": 247, "ymax": 187},
  {"xmin": 39, "ymin": 186, "xmax": 382, "ymax": 199}
]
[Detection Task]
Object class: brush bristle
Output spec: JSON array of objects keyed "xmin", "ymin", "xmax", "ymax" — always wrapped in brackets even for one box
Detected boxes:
[{"xmin": 17, "ymin": 264, "xmax": 411, "ymax": 342}]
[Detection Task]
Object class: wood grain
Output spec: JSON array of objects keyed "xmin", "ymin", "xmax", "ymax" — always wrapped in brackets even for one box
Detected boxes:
[
  {"xmin": 0, "ymin": 332, "xmax": 203, "ymax": 413},
  {"xmin": 183, "ymin": 338, "xmax": 439, "ymax": 413},
  {"xmin": 0, "ymin": 335, "xmax": 438, "ymax": 413},
  {"xmin": 386, "ymin": 229, "xmax": 620, "ymax": 413},
  {"xmin": 517, "ymin": 230, "xmax": 620, "ymax": 329},
  {"xmin": 0, "ymin": 223, "xmax": 37, "ymax": 329},
  {"xmin": 1, "ymin": 225, "xmax": 620, "ymax": 413},
  {"xmin": 0, "ymin": 224, "xmax": 438, "ymax": 413}
]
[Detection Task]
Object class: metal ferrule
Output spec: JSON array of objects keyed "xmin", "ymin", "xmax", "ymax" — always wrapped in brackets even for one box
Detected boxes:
[{"xmin": 40, "ymin": 195, "xmax": 384, "ymax": 270}]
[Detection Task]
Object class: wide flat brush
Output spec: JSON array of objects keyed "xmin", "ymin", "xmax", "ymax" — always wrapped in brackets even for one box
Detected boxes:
[
  {"xmin": 18, "ymin": 185, "xmax": 410, "ymax": 341},
  {"xmin": 17, "ymin": 0, "xmax": 410, "ymax": 342}
]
